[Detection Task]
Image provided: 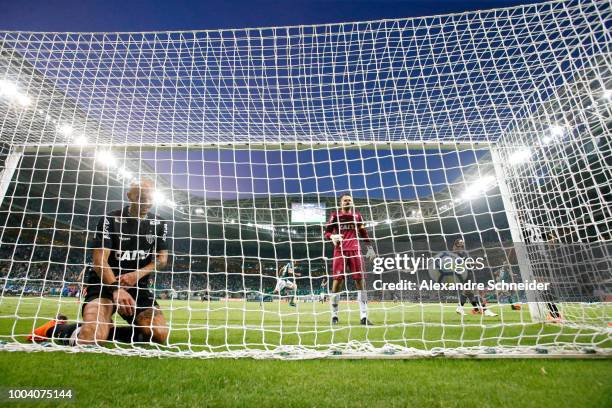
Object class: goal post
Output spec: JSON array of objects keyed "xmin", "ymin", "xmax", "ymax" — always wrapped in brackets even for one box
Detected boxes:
[
  {"xmin": 0, "ymin": 141, "xmax": 609, "ymax": 358},
  {"xmin": 490, "ymin": 147, "xmax": 546, "ymax": 322},
  {"xmin": 0, "ymin": 147, "xmax": 22, "ymax": 208},
  {"xmin": 0, "ymin": 0, "xmax": 610, "ymax": 358}
]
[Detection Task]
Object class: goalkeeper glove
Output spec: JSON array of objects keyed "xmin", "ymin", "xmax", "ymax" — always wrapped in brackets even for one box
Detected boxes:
[
  {"xmin": 365, "ymin": 245, "xmax": 376, "ymax": 261},
  {"xmin": 330, "ymin": 234, "xmax": 343, "ymax": 246}
]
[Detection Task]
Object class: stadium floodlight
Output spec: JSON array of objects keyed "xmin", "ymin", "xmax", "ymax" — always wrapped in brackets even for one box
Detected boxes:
[
  {"xmin": 548, "ymin": 125, "xmax": 565, "ymax": 138},
  {"xmin": 541, "ymin": 135, "xmax": 554, "ymax": 144},
  {"xmin": 117, "ymin": 167, "xmax": 132, "ymax": 180},
  {"xmin": 460, "ymin": 175, "xmax": 496, "ymax": 201},
  {"xmin": 73, "ymin": 135, "xmax": 88, "ymax": 146},
  {"xmin": 57, "ymin": 124, "xmax": 73, "ymax": 138},
  {"xmin": 0, "ymin": 79, "xmax": 19, "ymax": 99},
  {"xmin": 15, "ymin": 94, "xmax": 31, "ymax": 107},
  {"xmin": 95, "ymin": 150, "xmax": 117, "ymax": 168},
  {"xmin": 152, "ymin": 190, "xmax": 166, "ymax": 206},
  {"xmin": 0, "ymin": 79, "xmax": 30, "ymax": 107},
  {"xmin": 508, "ymin": 148, "xmax": 532, "ymax": 165}
]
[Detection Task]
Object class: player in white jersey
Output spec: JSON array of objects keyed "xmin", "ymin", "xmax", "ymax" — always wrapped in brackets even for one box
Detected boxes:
[
  {"xmin": 273, "ymin": 261, "xmax": 300, "ymax": 307},
  {"xmin": 319, "ymin": 277, "xmax": 328, "ymax": 303}
]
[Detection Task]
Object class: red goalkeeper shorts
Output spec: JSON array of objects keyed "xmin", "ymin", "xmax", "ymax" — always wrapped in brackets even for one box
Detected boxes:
[{"xmin": 332, "ymin": 250, "xmax": 364, "ymax": 280}]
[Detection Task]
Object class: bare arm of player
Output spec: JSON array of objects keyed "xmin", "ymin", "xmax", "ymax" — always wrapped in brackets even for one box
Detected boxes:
[
  {"xmin": 93, "ymin": 247, "xmax": 136, "ymax": 316},
  {"xmin": 119, "ymin": 249, "xmax": 169, "ymax": 287},
  {"xmin": 92, "ymin": 247, "xmax": 118, "ymax": 285}
]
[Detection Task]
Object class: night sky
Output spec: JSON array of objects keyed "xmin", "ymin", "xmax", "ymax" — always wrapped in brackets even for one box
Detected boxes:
[
  {"xmin": 1, "ymin": 1, "xmax": 545, "ymax": 32},
  {"xmin": 1, "ymin": 0, "xmax": 537, "ymax": 199}
]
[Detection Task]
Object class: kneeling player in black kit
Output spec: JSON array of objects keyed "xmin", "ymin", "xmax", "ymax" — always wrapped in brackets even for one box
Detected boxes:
[{"xmin": 77, "ymin": 178, "xmax": 170, "ymax": 345}]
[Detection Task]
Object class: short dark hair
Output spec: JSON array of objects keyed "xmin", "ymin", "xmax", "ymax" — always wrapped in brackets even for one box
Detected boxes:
[{"xmin": 338, "ymin": 193, "xmax": 352, "ymax": 203}]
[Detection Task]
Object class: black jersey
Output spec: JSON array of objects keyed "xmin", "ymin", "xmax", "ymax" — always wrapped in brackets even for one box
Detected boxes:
[
  {"xmin": 87, "ymin": 206, "xmax": 168, "ymax": 287},
  {"xmin": 454, "ymin": 249, "xmax": 475, "ymax": 296}
]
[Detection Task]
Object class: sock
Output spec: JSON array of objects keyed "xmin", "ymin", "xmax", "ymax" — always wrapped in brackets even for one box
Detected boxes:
[
  {"xmin": 111, "ymin": 326, "xmax": 144, "ymax": 343},
  {"xmin": 48, "ymin": 323, "xmax": 78, "ymax": 344},
  {"xmin": 459, "ymin": 294, "xmax": 467, "ymax": 306},
  {"xmin": 330, "ymin": 293, "xmax": 339, "ymax": 318},
  {"xmin": 547, "ymin": 303, "xmax": 561, "ymax": 319},
  {"xmin": 358, "ymin": 290, "xmax": 368, "ymax": 319},
  {"xmin": 68, "ymin": 325, "xmax": 82, "ymax": 346}
]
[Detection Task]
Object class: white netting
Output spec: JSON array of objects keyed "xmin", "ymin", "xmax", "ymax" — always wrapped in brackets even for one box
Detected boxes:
[{"xmin": 0, "ymin": 0, "xmax": 610, "ymax": 358}]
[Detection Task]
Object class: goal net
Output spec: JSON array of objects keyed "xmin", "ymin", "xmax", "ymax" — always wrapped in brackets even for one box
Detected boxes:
[{"xmin": 0, "ymin": 0, "xmax": 610, "ymax": 358}]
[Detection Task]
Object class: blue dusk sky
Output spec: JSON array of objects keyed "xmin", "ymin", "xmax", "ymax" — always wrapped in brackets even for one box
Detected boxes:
[{"xmin": 1, "ymin": 1, "xmax": 539, "ymax": 199}]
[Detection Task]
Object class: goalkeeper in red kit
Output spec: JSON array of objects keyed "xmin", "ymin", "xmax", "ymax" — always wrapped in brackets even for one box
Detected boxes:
[{"xmin": 324, "ymin": 194, "xmax": 376, "ymax": 325}]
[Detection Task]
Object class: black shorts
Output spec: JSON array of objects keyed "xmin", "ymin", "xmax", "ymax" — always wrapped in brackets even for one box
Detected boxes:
[{"xmin": 82, "ymin": 285, "xmax": 159, "ymax": 324}]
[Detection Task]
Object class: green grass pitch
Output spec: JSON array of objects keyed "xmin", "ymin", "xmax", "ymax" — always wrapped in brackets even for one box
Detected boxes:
[{"xmin": 0, "ymin": 296, "xmax": 610, "ymax": 406}]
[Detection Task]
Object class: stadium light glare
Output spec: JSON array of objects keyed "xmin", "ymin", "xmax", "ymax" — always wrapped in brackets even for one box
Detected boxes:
[
  {"xmin": 95, "ymin": 150, "xmax": 117, "ymax": 167},
  {"xmin": 508, "ymin": 148, "xmax": 532, "ymax": 165},
  {"xmin": 0, "ymin": 80, "xmax": 31, "ymax": 108},
  {"xmin": 385, "ymin": 219, "xmax": 392, "ymax": 224},
  {"xmin": 73, "ymin": 135, "xmax": 88, "ymax": 146},
  {"xmin": 461, "ymin": 176, "xmax": 496, "ymax": 201},
  {"xmin": 15, "ymin": 94, "xmax": 31, "ymax": 107},
  {"xmin": 603, "ymin": 89, "xmax": 612, "ymax": 101},
  {"xmin": 548, "ymin": 125, "xmax": 565, "ymax": 138},
  {"xmin": 58, "ymin": 124, "xmax": 74, "ymax": 138},
  {"xmin": 541, "ymin": 135, "xmax": 554, "ymax": 144},
  {"xmin": 118, "ymin": 167, "xmax": 132, "ymax": 179},
  {"xmin": 194, "ymin": 207, "xmax": 204, "ymax": 215},
  {"xmin": 153, "ymin": 191, "xmax": 166, "ymax": 205},
  {"xmin": 0, "ymin": 79, "xmax": 19, "ymax": 98}
]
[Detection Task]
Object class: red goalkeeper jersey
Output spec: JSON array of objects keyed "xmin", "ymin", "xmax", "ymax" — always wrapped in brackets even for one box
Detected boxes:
[{"xmin": 324, "ymin": 210, "xmax": 371, "ymax": 253}]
